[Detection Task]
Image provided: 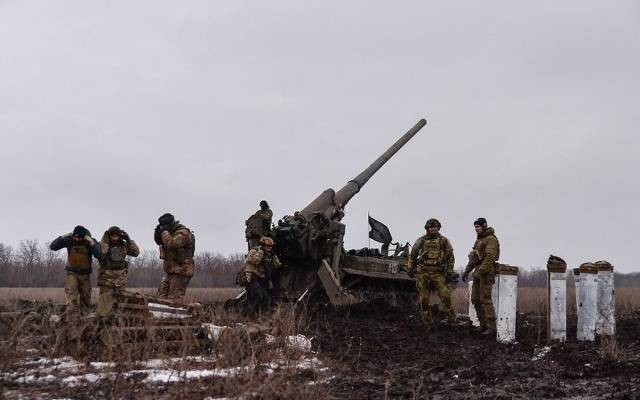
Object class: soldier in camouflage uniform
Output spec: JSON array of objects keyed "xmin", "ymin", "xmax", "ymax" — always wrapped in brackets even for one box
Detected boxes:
[
  {"xmin": 50, "ymin": 225, "xmax": 101, "ymax": 320},
  {"xmin": 243, "ymin": 236, "xmax": 281, "ymax": 315},
  {"xmin": 98, "ymin": 226, "xmax": 140, "ymax": 293},
  {"xmin": 462, "ymin": 217, "xmax": 500, "ymax": 336},
  {"xmin": 154, "ymin": 213, "xmax": 196, "ymax": 302},
  {"xmin": 407, "ymin": 218, "xmax": 456, "ymax": 327},
  {"xmin": 245, "ymin": 200, "xmax": 273, "ymax": 250}
]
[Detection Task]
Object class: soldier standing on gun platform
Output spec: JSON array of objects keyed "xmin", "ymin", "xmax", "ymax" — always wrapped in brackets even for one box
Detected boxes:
[
  {"xmin": 407, "ymin": 218, "xmax": 457, "ymax": 328},
  {"xmin": 462, "ymin": 217, "xmax": 500, "ymax": 336},
  {"xmin": 242, "ymin": 236, "xmax": 281, "ymax": 315},
  {"xmin": 155, "ymin": 213, "xmax": 196, "ymax": 302},
  {"xmin": 49, "ymin": 225, "xmax": 100, "ymax": 320},
  {"xmin": 245, "ymin": 200, "xmax": 273, "ymax": 250},
  {"xmin": 97, "ymin": 226, "xmax": 140, "ymax": 314}
]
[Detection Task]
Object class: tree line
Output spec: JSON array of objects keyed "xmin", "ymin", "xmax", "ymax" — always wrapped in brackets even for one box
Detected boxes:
[
  {"xmin": 1, "ymin": 240, "xmax": 638, "ymax": 288},
  {"xmin": 0, "ymin": 240, "xmax": 243, "ymax": 288}
]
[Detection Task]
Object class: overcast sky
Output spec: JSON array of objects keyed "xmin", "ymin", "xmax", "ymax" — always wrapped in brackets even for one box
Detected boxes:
[{"xmin": 1, "ymin": 1, "xmax": 638, "ymax": 272}]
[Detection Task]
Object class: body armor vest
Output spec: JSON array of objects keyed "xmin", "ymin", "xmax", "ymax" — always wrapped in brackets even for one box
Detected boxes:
[
  {"xmin": 67, "ymin": 244, "xmax": 92, "ymax": 272},
  {"xmin": 101, "ymin": 246, "xmax": 128, "ymax": 270},
  {"xmin": 419, "ymin": 236, "xmax": 445, "ymax": 269}
]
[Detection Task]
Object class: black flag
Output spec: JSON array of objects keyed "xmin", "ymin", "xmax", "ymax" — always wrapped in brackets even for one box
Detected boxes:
[{"xmin": 368, "ymin": 215, "xmax": 392, "ymax": 244}]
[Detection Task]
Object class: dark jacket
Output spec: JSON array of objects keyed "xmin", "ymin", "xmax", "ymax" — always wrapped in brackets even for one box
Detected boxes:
[{"xmin": 50, "ymin": 234, "xmax": 101, "ymax": 274}]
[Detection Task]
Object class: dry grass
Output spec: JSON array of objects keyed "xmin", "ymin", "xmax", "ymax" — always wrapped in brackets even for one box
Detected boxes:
[
  {"xmin": 1, "ymin": 286, "xmax": 638, "ymax": 316},
  {"xmin": 0, "ymin": 287, "xmax": 241, "ymax": 305}
]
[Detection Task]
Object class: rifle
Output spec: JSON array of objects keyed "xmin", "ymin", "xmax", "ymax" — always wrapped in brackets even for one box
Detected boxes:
[{"xmin": 462, "ymin": 250, "xmax": 480, "ymax": 282}]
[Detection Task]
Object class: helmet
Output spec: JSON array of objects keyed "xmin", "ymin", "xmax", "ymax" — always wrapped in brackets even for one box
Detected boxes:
[
  {"xmin": 259, "ymin": 236, "xmax": 275, "ymax": 247},
  {"xmin": 424, "ymin": 218, "xmax": 441, "ymax": 230}
]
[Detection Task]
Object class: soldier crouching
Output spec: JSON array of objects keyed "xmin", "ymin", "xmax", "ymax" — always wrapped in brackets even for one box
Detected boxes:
[
  {"xmin": 242, "ymin": 236, "xmax": 281, "ymax": 315},
  {"xmin": 155, "ymin": 213, "xmax": 196, "ymax": 302}
]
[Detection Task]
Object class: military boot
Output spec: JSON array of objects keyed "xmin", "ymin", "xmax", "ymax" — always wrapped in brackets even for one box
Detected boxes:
[{"xmin": 480, "ymin": 319, "xmax": 496, "ymax": 337}]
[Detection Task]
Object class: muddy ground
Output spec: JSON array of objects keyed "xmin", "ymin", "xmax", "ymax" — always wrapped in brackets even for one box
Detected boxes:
[
  {"xmin": 308, "ymin": 301, "xmax": 640, "ymax": 399},
  {"xmin": 1, "ymin": 300, "xmax": 639, "ymax": 399}
]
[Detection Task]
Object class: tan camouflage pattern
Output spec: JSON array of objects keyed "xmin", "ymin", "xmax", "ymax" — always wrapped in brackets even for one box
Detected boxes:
[
  {"xmin": 407, "ymin": 233, "xmax": 454, "ymax": 274},
  {"xmin": 160, "ymin": 225, "xmax": 195, "ymax": 277},
  {"xmin": 157, "ymin": 274, "xmax": 191, "ymax": 301},
  {"xmin": 244, "ymin": 246, "xmax": 281, "ymax": 282},
  {"xmin": 415, "ymin": 271, "xmax": 456, "ymax": 325},
  {"xmin": 64, "ymin": 271, "xmax": 91, "ymax": 318},
  {"xmin": 98, "ymin": 238, "xmax": 140, "ymax": 288},
  {"xmin": 471, "ymin": 271, "xmax": 496, "ymax": 330},
  {"xmin": 472, "ymin": 227, "xmax": 500, "ymax": 275},
  {"xmin": 245, "ymin": 209, "xmax": 273, "ymax": 240}
]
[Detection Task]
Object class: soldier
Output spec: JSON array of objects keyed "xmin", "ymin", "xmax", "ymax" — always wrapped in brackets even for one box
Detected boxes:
[
  {"xmin": 462, "ymin": 217, "xmax": 500, "ymax": 336},
  {"xmin": 407, "ymin": 218, "xmax": 456, "ymax": 328},
  {"xmin": 49, "ymin": 225, "xmax": 100, "ymax": 319},
  {"xmin": 154, "ymin": 213, "xmax": 196, "ymax": 302},
  {"xmin": 243, "ymin": 236, "xmax": 281, "ymax": 315},
  {"xmin": 245, "ymin": 200, "xmax": 273, "ymax": 250},
  {"xmin": 97, "ymin": 226, "xmax": 140, "ymax": 294}
]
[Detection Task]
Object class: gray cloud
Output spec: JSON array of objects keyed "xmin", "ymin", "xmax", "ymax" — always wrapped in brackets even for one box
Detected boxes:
[{"xmin": 1, "ymin": 0, "xmax": 638, "ymax": 271}]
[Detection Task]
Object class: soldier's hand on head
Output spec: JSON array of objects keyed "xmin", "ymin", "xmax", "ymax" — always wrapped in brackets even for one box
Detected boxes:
[
  {"xmin": 83, "ymin": 235, "xmax": 94, "ymax": 245},
  {"xmin": 462, "ymin": 271, "xmax": 469, "ymax": 283},
  {"xmin": 63, "ymin": 232, "xmax": 73, "ymax": 238},
  {"xmin": 121, "ymin": 231, "xmax": 130, "ymax": 241}
]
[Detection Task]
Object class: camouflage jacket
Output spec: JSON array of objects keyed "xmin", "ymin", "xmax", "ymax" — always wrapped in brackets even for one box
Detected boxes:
[
  {"xmin": 473, "ymin": 227, "xmax": 500, "ymax": 274},
  {"xmin": 99, "ymin": 235, "xmax": 140, "ymax": 270},
  {"xmin": 408, "ymin": 233, "xmax": 454, "ymax": 274},
  {"xmin": 245, "ymin": 209, "xmax": 273, "ymax": 239},
  {"xmin": 244, "ymin": 246, "xmax": 281, "ymax": 280},
  {"xmin": 160, "ymin": 224, "xmax": 196, "ymax": 277}
]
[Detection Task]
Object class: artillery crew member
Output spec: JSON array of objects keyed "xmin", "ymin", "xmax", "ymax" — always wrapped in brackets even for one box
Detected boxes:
[
  {"xmin": 50, "ymin": 225, "xmax": 100, "ymax": 319},
  {"xmin": 407, "ymin": 218, "xmax": 457, "ymax": 328},
  {"xmin": 245, "ymin": 200, "xmax": 273, "ymax": 250},
  {"xmin": 155, "ymin": 213, "xmax": 196, "ymax": 301},
  {"xmin": 243, "ymin": 236, "xmax": 281, "ymax": 315},
  {"xmin": 462, "ymin": 217, "xmax": 500, "ymax": 336},
  {"xmin": 98, "ymin": 226, "xmax": 140, "ymax": 293}
]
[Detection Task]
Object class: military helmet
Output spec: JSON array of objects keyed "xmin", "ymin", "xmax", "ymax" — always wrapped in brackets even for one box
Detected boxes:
[
  {"xmin": 259, "ymin": 236, "xmax": 275, "ymax": 247},
  {"xmin": 424, "ymin": 218, "xmax": 441, "ymax": 230}
]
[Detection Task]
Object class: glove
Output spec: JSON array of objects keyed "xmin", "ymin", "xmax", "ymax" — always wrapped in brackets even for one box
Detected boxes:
[
  {"xmin": 63, "ymin": 232, "xmax": 73, "ymax": 238},
  {"xmin": 121, "ymin": 231, "xmax": 130, "ymax": 242},
  {"xmin": 462, "ymin": 271, "xmax": 469, "ymax": 283},
  {"xmin": 83, "ymin": 235, "xmax": 94, "ymax": 245},
  {"xmin": 154, "ymin": 225, "xmax": 164, "ymax": 245}
]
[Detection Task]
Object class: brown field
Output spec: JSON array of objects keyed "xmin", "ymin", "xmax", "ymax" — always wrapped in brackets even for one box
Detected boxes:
[
  {"xmin": 0, "ymin": 287, "xmax": 241, "ymax": 305},
  {"xmin": 2, "ymin": 286, "xmax": 638, "ymax": 315}
]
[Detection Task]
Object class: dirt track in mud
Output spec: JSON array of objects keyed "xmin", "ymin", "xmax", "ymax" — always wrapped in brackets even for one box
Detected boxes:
[{"xmin": 307, "ymin": 301, "xmax": 640, "ymax": 399}]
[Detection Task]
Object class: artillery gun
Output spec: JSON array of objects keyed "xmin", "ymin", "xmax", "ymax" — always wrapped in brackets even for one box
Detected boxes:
[{"xmin": 269, "ymin": 119, "xmax": 427, "ymax": 305}]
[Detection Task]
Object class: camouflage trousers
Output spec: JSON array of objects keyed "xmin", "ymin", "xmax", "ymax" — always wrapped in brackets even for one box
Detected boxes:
[
  {"xmin": 157, "ymin": 274, "xmax": 190, "ymax": 301},
  {"xmin": 415, "ymin": 271, "xmax": 456, "ymax": 326},
  {"xmin": 97, "ymin": 268, "xmax": 128, "ymax": 289},
  {"xmin": 471, "ymin": 271, "xmax": 496, "ymax": 330},
  {"xmin": 64, "ymin": 271, "xmax": 92, "ymax": 318}
]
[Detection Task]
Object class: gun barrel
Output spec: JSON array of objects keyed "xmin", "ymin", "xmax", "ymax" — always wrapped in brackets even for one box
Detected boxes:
[
  {"xmin": 333, "ymin": 119, "xmax": 427, "ymax": 207},
  {"xmin": 300, "ymin": 119, "xmax": 427, "ymax": 220}
]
